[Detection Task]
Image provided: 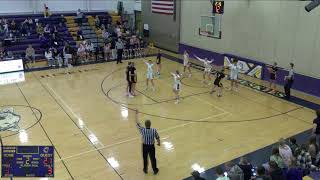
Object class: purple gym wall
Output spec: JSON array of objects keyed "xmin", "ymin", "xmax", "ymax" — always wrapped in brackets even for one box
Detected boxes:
[{"xmin": 179, "ymin": 43, "xmax": 320, "ymax": 98}]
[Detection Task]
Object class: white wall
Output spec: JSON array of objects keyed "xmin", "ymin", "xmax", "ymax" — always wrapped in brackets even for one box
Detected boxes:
[
  {"xmin": 180, "ymin": 0, "xmax": 320, "ymax": 78},
  {"xmin": 0, "ymin": 0, "xmax": 34, "ymax": 13},
  {"xmin": 0, "ymin": 0, "xmax": 136, "ymax": 14}
]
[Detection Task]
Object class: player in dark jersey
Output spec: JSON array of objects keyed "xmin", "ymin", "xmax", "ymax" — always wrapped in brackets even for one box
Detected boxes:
[
  {"xmin": 156, "ymin": 49, "xmax": 162, "ymax": 77},
  {"xmin": 268, "ymin": 62, "xmax": 278, "ymax": 92},
  {"xmin": 210, "ymin": 68, "xmax": 225, "ymax": 97},
  {"xmin": 126, "ymin": 62, "xmax": 133, "ymax": 97},
  {"xmin": 130, "ymin": 62, "xmax": 137, "ymax": 96}
]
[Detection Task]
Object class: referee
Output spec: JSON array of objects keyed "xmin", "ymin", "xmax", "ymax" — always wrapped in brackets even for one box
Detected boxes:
[{"xmin": 135, "ymin": 109, "xmax": 160, "ymax": 175}]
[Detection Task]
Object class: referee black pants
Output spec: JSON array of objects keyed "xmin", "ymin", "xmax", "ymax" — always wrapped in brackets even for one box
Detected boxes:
[
  {"xmin": 117, "ymin": 49, "xmax": 123, "ymax": 64},
  {"xmin": 142, "ymin": 144, "xmax": 158, "ymax": 172},
  {"xmin": 284, "ymin": 79, "xmax": 294, "ymax": 99}
]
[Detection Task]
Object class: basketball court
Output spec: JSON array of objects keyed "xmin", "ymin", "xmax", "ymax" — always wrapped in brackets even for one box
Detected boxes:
[{"xmin": 0, "ymin": 55, "xmax": 317, "ymax": 180}]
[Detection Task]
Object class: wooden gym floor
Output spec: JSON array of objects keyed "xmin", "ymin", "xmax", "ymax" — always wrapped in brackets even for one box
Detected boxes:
[{"xmin": 0, "ymin": 56, "xmax": 318, "ymax": 180}]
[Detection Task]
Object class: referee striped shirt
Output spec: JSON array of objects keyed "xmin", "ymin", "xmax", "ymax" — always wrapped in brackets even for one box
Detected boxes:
[{"xmin": 136, "ymin": 123, "xmax": 160, "ymax": 145}]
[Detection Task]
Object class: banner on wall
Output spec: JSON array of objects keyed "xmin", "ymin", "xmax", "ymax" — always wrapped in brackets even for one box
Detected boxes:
[{"xmin": 224, "ymin": 56, "xmax": 263, "ymax": 79}]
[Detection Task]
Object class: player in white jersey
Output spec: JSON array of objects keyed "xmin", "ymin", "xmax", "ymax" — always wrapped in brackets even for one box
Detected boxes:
[
  {"xmin": 183, "ymin": 50, "xmax": 192, "ymax": 77},
  {"xmin": 227, "ymin": 59, "xmax": 241, "ymax": 91},
  {"xmin": 171, "ymin": 70, "xmax": 182, "ymax": 104},
  {"xmin": 144, "ymin": 59, "xmax": 155, "ymax": 91},
  {"xmin": 194, "ymin": 55, "xmax": 214, "ymax": 84}
]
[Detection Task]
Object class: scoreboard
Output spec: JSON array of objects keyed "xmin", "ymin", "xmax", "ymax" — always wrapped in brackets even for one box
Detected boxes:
[{"xmin": 1, "ymin": 146, "xmax": 54, "ymax": 177}]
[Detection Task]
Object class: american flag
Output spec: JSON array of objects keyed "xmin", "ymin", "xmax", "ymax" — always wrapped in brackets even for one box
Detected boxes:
[{"xmin": 151, "ymin": 0, "xmax": 174, "ymax": 15}]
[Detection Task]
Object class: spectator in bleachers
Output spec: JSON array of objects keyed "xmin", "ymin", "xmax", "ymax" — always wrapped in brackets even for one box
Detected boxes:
[
  {"xmin": 27, "ymin": 17, "xmax": 34, "ymax": 30},
  {"xmin": 296, "ymin": 144, "xmax": 312, "ymax": 170},
  {"xmin": 77, "ymin": 42, "xmax": 86, "ymax": 63},
  {"xmin": 308, "ymin": 136, "xmax": 319, "ymax": 165},
  {"xmin": 286, "ymin": 157, "xmax": 303, "ymax": 180},
  {"xmin": 289, "ymin": 138, "xmax": 300, "ymax": 156},
  {"xmin": 278, "ymin": 138, "xmax": 293, "ymax": 167},
  {"xmin": 52, "ymin": 48, "xmax": 62, "ymax": 67},
  {"xmin": 95, "ymin": 16, "xmax": 100, "ymax": 29},
  {"xmin": 77, "ymin": 29, "xmax": 83, "ymax": 41},
  {"xmin": 25, "ymin": 44, "xmax": 35, "ymax": 64},
  {"xmin": 39, "ymin": 33, "xmax": 49, "ymax": 49},
  {"xmin": 238, "ymin": 157, "xmax": 253, "ymax": 180},
  {"xmin": 312, "ymin": 109, "xmax": 320, "ymax": 146},
  {"xmin": 225, "ymin": 161, "xmax": 244, "ymax": 180},
  {"xmin": 44, "ymin": 24, "xmax": 50, "ymax": 36},
  {"xmin": 63, "ymin": 43, "xmax": 72, "ymax": 67},
  {"xmin": 190, "ymin": 170, "xmax": 206, "ymax": 180},
  {"xmin": 85, "ymin": 40, "xmax": 94, "ymax": 60},
  {"xmin": 50, "ymin": 34, "xmax": 60, "ymax": 48},
  {"xmin": 9, "ymin": 20, "xmax": 17, "ymax": 34},
  {"xmin": 45, "ymin": 48, "xmax": 53, "ymax": 67},
  {"xmin": 36, "ymin": 23, "xmax": 44, "ymax": 36},
  {"xmin": 44, "ymin": 4, "xmax": 51, "ymax": 18},
  {"xmin": 215, "ymin": 166, "xmax": 229, "ymax": 180},
  {"xmin": 268, "ymin": 161, "xmax": 286, "ymax": 180},
  {"xmin": 270, "ymin": 147, "xmax": 285, "ymax": 169},
  {"xmin": 76, "ymin": 9, "xmax": 84, "ymax": 26},
  {"xmin": 103, "ymin": 42, "xmax": 111, "ymax": 61},
  {"xmin": 60, "ymin": 15, "xmax": 66, "ymax": 24},
  {"xmin": 254, "ymin": 166, "xmax": 271, "ymax": 180},
  {"xmin": 20, "ymin": 21, "xmax": 29, "ymax": 37}
]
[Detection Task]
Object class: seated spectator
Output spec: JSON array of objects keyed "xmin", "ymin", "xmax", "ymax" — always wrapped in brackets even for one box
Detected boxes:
[
  {"xmin": 215, "ymin": 166, "xmax": 229, "ymax": 180},
  {"xmin": 27, "ymin": 17, "xmax": 34, "ymax": 30},
  {"xmin": 270, "ymin": 147, "xmax": 285, "ymax": 169},
  {"xmin": 102, "ymin": 28, "xmax": 109, "ymax": 41},
  {"xmin": 278, "ymin": 138, "xmax": 293, "ymax": 168},
  {"xmin": 191, "ymin": 171, "xmax": 206, "ymax": 180},
  {"xmin": 25, "ymin": 44, "xmax": 35, "ymax": 64},
  {"xmin": 44, "ymin": 24, "xmax": 50, "ymax": 35},
  {"xmin": 39, "ymin": 33, "xmax": 49, "ymax": 49},
  {"xmin": 52, "ymin": 48, "xmax": 62, "ymax": 67},
  {"xmin": 85, "ymin": 40, "xmax": 94, "ymax": 60},
  {"xmin": 45, "ymin": 48, "xmax": 53, "ymax": 67},
  {"xmin": 44, "ymin": 4, "xmax": 51, "ymax": 18},
  {"xmin": 76, "ymin": 9, "xmax": 84, "ymax": 26},
  {"xmin": 268, "ymin": 161, "xmax": 286, "ymax": 180},
  {"xmin": 296, "ymin": 144, "xmax": 312, "ymax": 170},
  {"xmin": 5, "ymin": 51, "xmax": 14, "ymax": 60},
  {"xmin": 312, "ymin": 109, "xmax": 320, "ymax": 146},
  {"xmin": 9, "ymin": 20, "xmax": 17, "ymax": 34},
  {"xmin": 50, "ymin": 34, "xmax": 60, "ymax": 48},
  {"xmin": 95, "ymin": 15, "xmax": 100, "ymax": 29},
  {"xmin": 238, "ymin": 157, "xmax": 253, "ymax": 180},
  {"xmin": 77, "ymin": 29, "xmax": 83, "ymax": 40},
  {"xmin": 63, "ymin": 43, "xmax": 72, "ymax": 67},
  {"xmin": 60, "ymin": 14, "xmax": 66, "ymax": 24},
  {"xmin": 103, "ymin": 42, "xmax": 111, "ymax": 61},
  {"xmin": 36, "ymin": 23, "xmax": 44, "ymax": 35},
  {"xmin": 289, "ymin": 138, "xmax": 300, "ymax": 156},
  {"xmin": 255, "ymin": 166, "xmax": 271, "ymax": 180},
  {"xmin": 225, "ymin": 161, "xmax": 244, "ymax": 180},
  {"xmin": 308, "ymin": 135, "xmax": 319, "ymax": 165},
  {"xmin": 77, "ymin": 42, "xmax": 86, "ymax": 63},
  {"xmin": 286, "ymin": 158, "xmax": 303, "ymax": 180}
]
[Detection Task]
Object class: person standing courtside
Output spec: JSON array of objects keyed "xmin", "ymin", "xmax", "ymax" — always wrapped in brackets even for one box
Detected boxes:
[
  {"xmin": 284, "ymin": 63, "xmax": 295, "ymax": 99},
  {"xmin": 116, "ymin": 38, "xmax": 124, "ymax": 64},
  {"xmin": 134, "ymin": 109, "xmax": 160, "ymax": 175}
]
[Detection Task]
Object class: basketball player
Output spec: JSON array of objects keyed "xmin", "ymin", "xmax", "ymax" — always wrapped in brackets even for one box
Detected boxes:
[
  {"xmin": 130, "ymin": 62, "xmax": 137, "ymax": 96},
  {"xmin": 144, "ymin": 60, "xmax": 155, "ymax": 91},
  {"xmin": 210, "ymin": 68, "xmax": 225, "ymax": 97},
  {"xmin": 183, "ymin": 50, "xmax": 192, "ymax": 77},
  {"xmin": 171, "ymin": 70, "xmax": 182, "ymax": 104},
  {"xmin": 194, "ymin": 55, "xmax": 214, "ymax": 84},
  {"xmin": 156, "ymin": 50, "xmax": 162, "ymax": 77},
  {"xmin": 268, "ymin": 62, "xmax": 278, "ymax": 92},
  {"xmin": 228, "ymin": 59, "xmax": 241, "ymax": 91},
  {"xmin": 126, "ymin": 62, "xmax": 133, "ymax": 97}
]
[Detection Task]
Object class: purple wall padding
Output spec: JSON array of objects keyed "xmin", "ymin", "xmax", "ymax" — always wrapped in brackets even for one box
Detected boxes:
[
  {"xmin": 179, "ymin": 43, "xmax": 224, "ymax": 66},
  {"xmin": 179, "ymin": 43, "xmax": 320, "ymax": 98}
]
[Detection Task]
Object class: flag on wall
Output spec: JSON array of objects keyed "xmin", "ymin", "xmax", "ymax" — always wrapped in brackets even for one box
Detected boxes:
[{"xmin": 151, "ymin": 0, "xmax": 174, "ymax": 15}]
